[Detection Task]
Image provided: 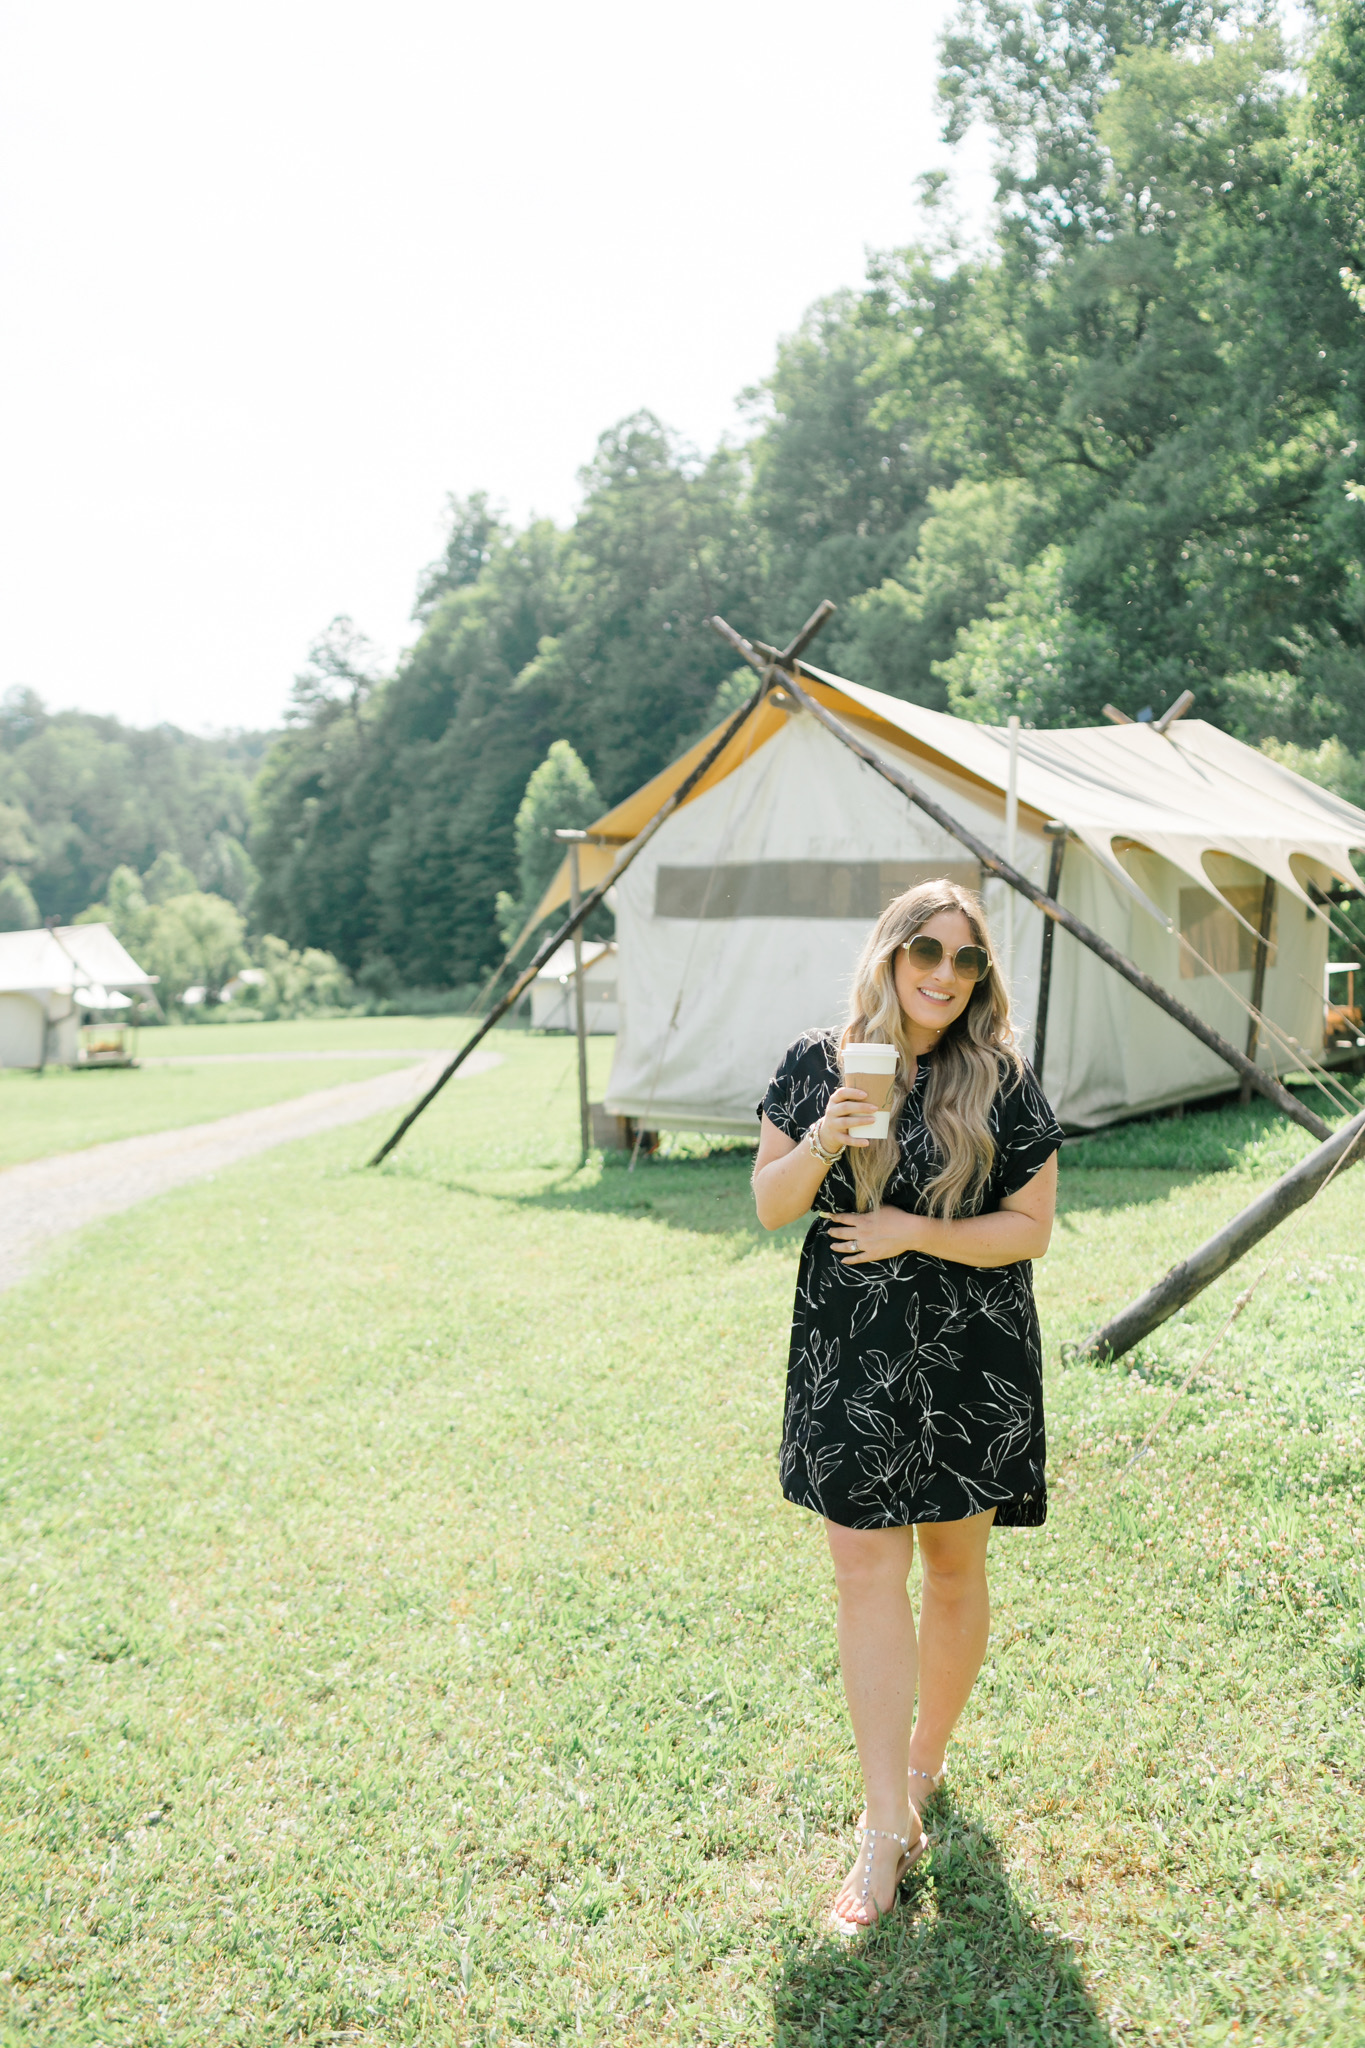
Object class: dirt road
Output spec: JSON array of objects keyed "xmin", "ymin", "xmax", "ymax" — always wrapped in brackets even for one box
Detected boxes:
[{"xmin": 0, "ymin": 1050, "xmax": 498, "ymax": 1292}]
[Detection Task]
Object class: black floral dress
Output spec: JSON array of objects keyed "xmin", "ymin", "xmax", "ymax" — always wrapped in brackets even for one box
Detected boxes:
[{"xmin": 760, "ymin": 1031, "xmax": 1064, "ymax": 1530}]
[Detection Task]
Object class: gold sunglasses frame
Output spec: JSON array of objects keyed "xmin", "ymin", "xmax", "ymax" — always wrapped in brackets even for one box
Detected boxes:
[{"xmin": 901, "ymin": 935, "xmax": 993, "ymax": 984}]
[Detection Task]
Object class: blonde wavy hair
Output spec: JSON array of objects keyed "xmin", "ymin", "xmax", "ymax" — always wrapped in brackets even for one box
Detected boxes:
[{"xmin": 841, "ymin": 879, "xmax": 1022, "ymax": 1217}]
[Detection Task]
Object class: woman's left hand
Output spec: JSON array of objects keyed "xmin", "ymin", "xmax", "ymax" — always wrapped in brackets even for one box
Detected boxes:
[{"xmin": 824, "ymin": 1205, "xmax": 922, "ymax": 1264}]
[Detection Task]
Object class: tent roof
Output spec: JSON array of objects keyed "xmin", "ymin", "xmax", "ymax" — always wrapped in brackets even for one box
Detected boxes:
[
  {"xmin": 533, "ymin": 939, "xmax": 615, "ymax": 983},
  {"xmin": 0, "ymin": 927, "xmax": 74, "ymax": 994},
  {"xmin": 0, "ymin": 922, "xmax": 155, "ymax": 996},
  {"xmin": 531, "ymin": 665, "xmax": 1365, "ymax": 929},
  {"xmin": 54, "ymin": 923, "xmax": 156, "ymax": 991}
]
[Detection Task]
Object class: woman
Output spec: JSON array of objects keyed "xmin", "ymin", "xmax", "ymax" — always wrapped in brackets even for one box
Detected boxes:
[{"xmin": 753, "ymin": 880, "xmax": 1063, "ymax": 1933}]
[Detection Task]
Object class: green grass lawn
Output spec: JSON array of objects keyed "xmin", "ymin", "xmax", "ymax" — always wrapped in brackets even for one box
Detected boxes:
[
  {"xmin": 0, "ymin": 1056, "xmax": 423, "ymax": 1172},
  {"xmin": 2, "ymin": 1035, "xmax": 1363, "ymax": 2045},
  {"xmin": 143, "ymin": 1017, "xmax": 488, "ymax": 1060}
]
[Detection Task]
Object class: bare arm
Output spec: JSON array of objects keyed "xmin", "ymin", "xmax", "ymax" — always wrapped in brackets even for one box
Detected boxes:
[
  {"xmin": 823, "ymin": 1151, "xmax": 1058, "ymax": 1268},
  {"xmin": 752, "ymin": 1087, "xmax": 875, "ymax": 1230}
]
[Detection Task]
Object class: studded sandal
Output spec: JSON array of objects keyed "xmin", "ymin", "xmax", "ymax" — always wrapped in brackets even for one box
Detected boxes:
[
  {"xmin": 829, "ymin": 1821, "xmax": 927, "ymax": 1934},
  {"xmin": 856, "ymin": 1761, "xmax": 946, "ymax": 1835}
]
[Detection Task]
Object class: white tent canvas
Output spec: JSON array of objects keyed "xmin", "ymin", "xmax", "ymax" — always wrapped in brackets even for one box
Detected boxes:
[
  {"xmin": 529, "ymin": 940, "xmax": 620, "ymax": 1034},
  {"xmin": 0, "ymin": 923, "xmax": 155, "ymax": 1069},
  {"xmin": 533, "ymin": 668, "xmax": 1365, "ymax": 1134}
]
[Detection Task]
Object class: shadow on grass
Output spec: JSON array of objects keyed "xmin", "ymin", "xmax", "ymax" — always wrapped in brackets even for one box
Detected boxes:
[
  {"xmin": 396, "ymin": 1145, "xmax": 1207, "ymax": 1259},
  {"xmin": 1053, "ymin": 1166, "xmax": 1206, "ymax": 1219},
  {"xmin": 774, "ymin": 1804, "xmax": 1111, "ymax": 2048},
  {"xmin": 400, "ymin": 1147, "xmax": 805, "ymax": 1249}
]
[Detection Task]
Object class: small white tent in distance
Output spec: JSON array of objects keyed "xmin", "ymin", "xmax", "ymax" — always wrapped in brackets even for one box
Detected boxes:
[
  {"xmin": 530, "ymin": 667, "xmax": 1365, "ymax": 1134},
  {"xmin": 0, "ymin": 924, "xmax": 157, "ymax": 1069}
]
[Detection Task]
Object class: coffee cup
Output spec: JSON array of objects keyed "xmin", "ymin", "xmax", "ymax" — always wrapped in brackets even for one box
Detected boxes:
[{"xmin": 840, "ymin": 1041, "xmax": 899, "ymax": 1140}]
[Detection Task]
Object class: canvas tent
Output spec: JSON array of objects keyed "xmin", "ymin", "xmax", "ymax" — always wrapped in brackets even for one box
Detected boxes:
[
  {"xmin": 529, "ymin": 940, "xmax": 620, "ymax": 1035},
  {"xmin": 0, "ymin": 924, "xmax": 156, "ymax": 1069},
  {"xmin": 528, "ymin": 667, "xmax": 1365, "ymax": 1134}
]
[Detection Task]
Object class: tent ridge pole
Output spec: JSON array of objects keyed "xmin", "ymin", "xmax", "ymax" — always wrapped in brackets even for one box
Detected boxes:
[
  {"xmin": 365, "ymin": 662, "xmax": 783, "ymax": 1168},
  {"xmin": 706, "ymin": 620, "xmax": 1330, "ymax": 1142}
]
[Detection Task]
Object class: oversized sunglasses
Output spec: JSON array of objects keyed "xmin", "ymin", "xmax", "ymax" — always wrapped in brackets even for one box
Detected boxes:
[{"xmin": 902, "ymin": 934, "xmax": 992, "ymax": 983}]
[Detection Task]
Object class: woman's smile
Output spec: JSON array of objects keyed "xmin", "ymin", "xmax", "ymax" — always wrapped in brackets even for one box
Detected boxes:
[{"xmin": 893, "ymin": 908, "xmax": 979, "ymax": 1045}]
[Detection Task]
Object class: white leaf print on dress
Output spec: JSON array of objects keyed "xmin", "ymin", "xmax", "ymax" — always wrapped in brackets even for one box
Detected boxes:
[
  {"xmin": 761, "ymin": 1030, "xmax": 1064, "ymax": 1530},
  {"xmin": 961, "ymin": 1372, "xmax": 1033, "ymax": 1477}
]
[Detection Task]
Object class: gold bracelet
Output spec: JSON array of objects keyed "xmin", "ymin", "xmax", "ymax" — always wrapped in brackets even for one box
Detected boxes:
[{"xmin": 807, "ymin": 1123, "xmax": 841, "ymax": 1166}]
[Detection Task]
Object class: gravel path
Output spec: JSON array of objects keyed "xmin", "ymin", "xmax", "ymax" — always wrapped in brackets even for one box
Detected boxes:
[{"xmin": 0, "ymin": 1050, "xmax": 499, "ymax": 1293}]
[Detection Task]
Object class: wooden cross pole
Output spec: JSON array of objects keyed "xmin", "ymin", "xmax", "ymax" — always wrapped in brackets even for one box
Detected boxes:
[
  {"xmin": 365, "ymin": 601, "xmax": 836, "ymax": 1168},
  {"xmin": 1078, "ymin": 1102, "xmax": 1365, "ymax": 1362},
  {"xmin": 1031, "ymin": 822, "xmax": 1068, "ymax": 1083},
  {"xmin": 708, "ymin": 614, "xmax": 1331, "ymax": 1143}
]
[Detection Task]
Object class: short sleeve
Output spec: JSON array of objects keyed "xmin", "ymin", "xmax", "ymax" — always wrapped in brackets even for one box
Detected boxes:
[
  {"xmin": 990, "ymin": 1060, "xmax": 1065, "ymax": 1199},
  {"xmin": 759, "ymin": 1031, "xmax": 839, "ymax": 1141}
]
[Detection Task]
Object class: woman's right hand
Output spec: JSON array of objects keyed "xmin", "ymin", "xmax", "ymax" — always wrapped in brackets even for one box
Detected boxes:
[{"xmin": 817, "ymin": 1085, "xmax": 874, "ymax": 1152}]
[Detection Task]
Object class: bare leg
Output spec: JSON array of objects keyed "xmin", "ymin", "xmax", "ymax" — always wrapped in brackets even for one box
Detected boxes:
[
  {"xmin": 907, "ymin": 1509, "xmax": 995, "ymax": 1783},
  {"xmin": 824, "ymin": 1521, "xmax": 917, "ymax": 1925}
]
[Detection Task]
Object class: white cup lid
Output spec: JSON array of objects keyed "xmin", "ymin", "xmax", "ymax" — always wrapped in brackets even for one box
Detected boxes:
[{"xmin": 841, "ymin": 1041, "xmax": 898, "ymax": 1068}]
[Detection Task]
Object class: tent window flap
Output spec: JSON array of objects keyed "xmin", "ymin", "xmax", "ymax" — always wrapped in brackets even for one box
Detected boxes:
[
  {"xmin": 655, "ymin": 860, "xmax": 982, "ymax": 921},
  {"xmin": 1179, "ymin": 885, "xmax": 1278, "ymax": 977}
]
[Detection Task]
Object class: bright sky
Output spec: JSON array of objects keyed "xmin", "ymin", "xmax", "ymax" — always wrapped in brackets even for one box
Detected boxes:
[{"xmin": 0, "ymin": 0, "xmax": 996, "ymax": 734}]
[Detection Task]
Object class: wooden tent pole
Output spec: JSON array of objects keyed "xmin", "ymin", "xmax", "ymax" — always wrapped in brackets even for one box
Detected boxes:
[
  {"xmin": 707, "ymin": 614, "xmax": 1331, "ymax": 1141},
  {"xmin": 1240, "ymin": 874, "xmax": 1277, "ymax": 1105},
  {"xmin": 559, "ymin": 832, "xmax": 592, "ymax": 1160},
  {"xmin": 1031, "ymin": 823, "xmax": 1068, "ymax": 1082},
  {"xmin": 363, "ymin": 615, "xmax": 840, "ymax": 1169},
  {"xmin": 1078, "ymin": 1102, "xmax": 1365, "ymax": 1361}
]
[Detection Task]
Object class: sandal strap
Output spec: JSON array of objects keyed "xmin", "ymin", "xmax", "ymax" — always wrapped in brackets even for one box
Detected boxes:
[{"xmin": 855, "ymin": 1825, "xmax": 912, "ymax": 1906}]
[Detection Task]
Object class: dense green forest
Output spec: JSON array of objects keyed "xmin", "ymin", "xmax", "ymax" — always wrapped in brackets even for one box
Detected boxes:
[
  {"xmin": 0, "ymin": 690, "xmax": 267, "ymax": 930},
  {"xmin": 6, "ymin": 0, "xmax": 1365, "ymax": 997}
]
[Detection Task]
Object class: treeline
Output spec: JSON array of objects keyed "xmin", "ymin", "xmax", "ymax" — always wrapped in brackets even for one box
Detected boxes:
[
  {"xmin": 0, "ymin": 691, "xmax": 267, "ymax": 930},
  {"xmin": 251, "ymin": 0, "xmax": 1365, "ymax": 989},
  {"xmin": 0, "ymin": 698, "xmax": 356, "ymax": 1014},
  {"xmin": 10, "ymin": 0, "xmax": 1365, "ymax": 1001}
]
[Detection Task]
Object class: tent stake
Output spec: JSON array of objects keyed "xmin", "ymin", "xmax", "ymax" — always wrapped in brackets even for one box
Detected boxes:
[
  {"xmin": 1077, "ymin": 1103, "xmax": 1365, "ymax": 1362},
  {"xmin": 707, "ymin": 614, "xmax": 1331, "ymax": 1141}
]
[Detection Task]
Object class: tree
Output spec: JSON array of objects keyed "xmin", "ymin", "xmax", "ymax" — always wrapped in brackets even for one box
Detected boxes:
[
  {"xmin": 744, "ymin": 290, "xmax": 948, "ymax": 671},
  {"xmin": 0, "ymin": 688, "xmax": 266, "ymax": 923},
  {"xmin": 494, "ymin": 740, "xmax": 605, "ymax": 948},
  {"xmin": 142, "ymin": 850, "xmax": 198, "ymax": 903},
  {"xmin": 0, "ymin": 871, "xmax": 38, "ymax": 931},
  {"xmin": 253, "ymin": 934, "xmax": 356, "ymax": 1017},
  {"xmin": 848, "ymin": 480, "xmax": 1041, "ymax": 705},
  {"xmin": 936, "ymin": 546, "xmax": 1122, "ymax": 723},
  {"xmin": 76, "ymin": 866, "xmax": 246, "ymax": 1007},
  {"xmin": 412, "ymin": 492, "xmax": 506, "ymax": 620},
  {"xmin": 146, "ymin": 894, "xmax": 247, "ymax": 1006},
  {"xmin": 252, "ymin": 414, "xmax": 760, "ymax": 986},
  {"xmin": 867, "ymin": 5, "xmax": 1365, "ymax": 722}
]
